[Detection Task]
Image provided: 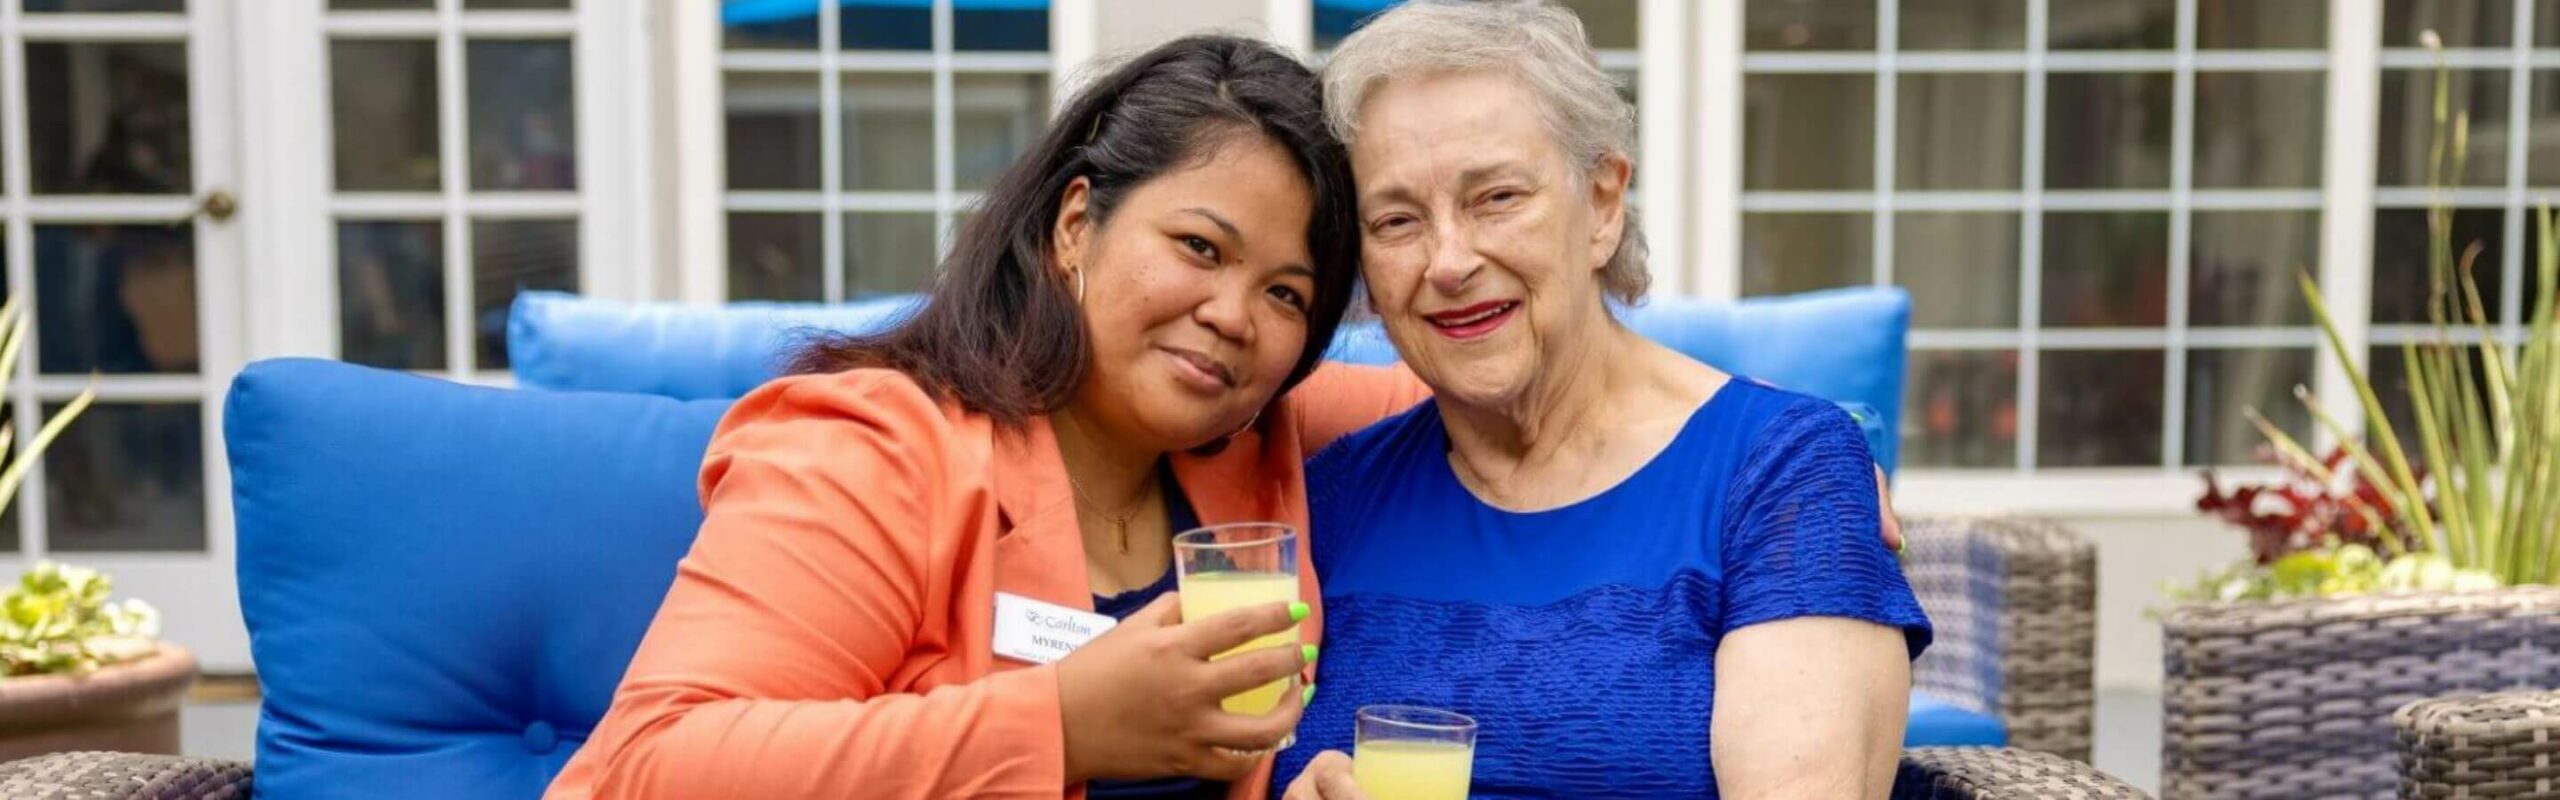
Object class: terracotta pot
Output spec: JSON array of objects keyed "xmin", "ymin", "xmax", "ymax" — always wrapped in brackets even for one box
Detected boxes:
[{"xmin": 0, "ymin": 644, "xmax": 196, "ymax": 762}]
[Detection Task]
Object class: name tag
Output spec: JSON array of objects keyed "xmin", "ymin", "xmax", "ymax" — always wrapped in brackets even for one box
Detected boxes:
[{"xmin": 992, "ymin": 592, "xmax": 1117, "ymax": 665}]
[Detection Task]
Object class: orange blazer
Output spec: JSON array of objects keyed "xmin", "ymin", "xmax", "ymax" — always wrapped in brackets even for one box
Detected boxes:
[{"xmin": 547, "ymin": 363, "xmax": 1429, "ymax": 800}]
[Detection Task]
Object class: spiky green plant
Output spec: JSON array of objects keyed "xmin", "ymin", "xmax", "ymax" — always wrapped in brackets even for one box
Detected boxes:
[{"xmin": 2251, "ymin": 32, "xmax": 2560, "ymax": 588}]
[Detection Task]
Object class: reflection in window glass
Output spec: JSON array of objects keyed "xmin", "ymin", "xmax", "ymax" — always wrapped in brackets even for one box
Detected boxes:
[
  {"xmin": 337, "ymin": 221, "xmax": 447, "ymax": 370},
  {"xmin": 2378, "ymin": 69, "xmax": 2508, "ymax": 188},
  {"xmin": 1743, "ymin": 213, "xmax": 1870, "ymax": 297},
  {"xmin": 332, "ymin": 41, "xmax": 441, "ymax": 192},
  {"xmin": 2044, "ymin": 72, "xmax": 2171, "ymax": 189},
  {"xmin": 954, "ymin": 73, "xmax": 1050, "ymax": 191},
  {"xmin": 2194, "ymin": 71, "xmax": 2324, "ymax": 189},
  {"xmin": 957, "ymin": 0, "xmax": 1051, "ymax": 51},
  {"xmin": 1902, "ymin": 0, "xmax": 2025, "ymax": 50},
  {"xmin": 468, "ymin": 40, "xmax": 578, "ymax": 191},
  {"xmin": 1895, "ymin": 213, "xmax": 2020, "ymax": 329},
  {"xmin": 2198, "ymin": 0, "xmax": 2327, "ymax": 49},
  {"xmin": 729, "ymin": 213, "xmax": 823, "ymax": 302},
  {"xmin": 2038, "ymin": 349, "xmax": 2165, "ymax": 467},
  {"xmin": 2191, "ymin": 211, "xmax": 2318, "ymax": 327},
  {"xmin": 721, "ymin": 0, "xmax": 818, "ymax": 50},
  {"xmin": 847, "ymin": 213, "xmax": 940, "ymax": 296},
  {"xmin": 27, "ymin": 43, "xmax": 191, "ymax": 195},
  {"xmin": 1904, "ymin": 350, "xmax": 2019, "ymax": 468},
  {"xmin": 2383, "ymin": 0, "xmax": 2513, "ymax": 48},
  {"xmin": 2370, "ymin": 208, "xmax": 2522, "ymax": 325},
  {"xmin": 725, "ymin": 71, "xmax": 823, "ymax": 191},
  {"xmin": 1743, "ymin": 0, "xmax": 1876, "ymax": 51},
  {"xmin": 844, "ymin": 73, "xmax": 936, "ymax": 192},
  {"xmin": 2041, "ymin": 212, "xmax": 2169, "ymax": 328},
  {"xmin": 1744, "ymin": 73, "xmax": 1874, "ymax": 191},
  {"xmin": 2050, "ymin": 0, "xmax": 2174, "ymax": 50},
  {"xmin": 35, "ymin": 225, "xmax": 196, "ymax": 375},
  {"xmin": 44, "ymin": 402, "xmax": 205, "ymax": 554},
  {"xmin": 1898, "ymin": 73, "xmax": 2024, "ymax": 190}
]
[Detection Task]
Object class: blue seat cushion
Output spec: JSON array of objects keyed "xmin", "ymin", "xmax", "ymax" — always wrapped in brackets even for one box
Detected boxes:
[
  {"xmin": 508, "ymin": 288, "xmax": 1909, "ymax": 469},
  {"xmin": 1904, "ymin": 693, "xmax": 2009, "ymax": 748},
  {"xmin": 228, "ymin": 359, "xmax": 733, "ymax": 798}
]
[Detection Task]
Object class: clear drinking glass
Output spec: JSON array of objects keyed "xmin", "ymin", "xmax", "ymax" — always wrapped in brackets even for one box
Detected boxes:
[
  {"xmin": 1171, "ymin": 523, "xmax": 1302, "ymax": 716},
  {"xmin": 1353, "ymin": 705, "xmax": 1478, "ymax": 800}
]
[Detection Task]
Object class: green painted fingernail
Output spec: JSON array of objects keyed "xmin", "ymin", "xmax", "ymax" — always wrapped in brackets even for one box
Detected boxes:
[
  {"xmin": 1288, "ymin": 602, "xmax": 1310, "ymax": 622},
  {"xmin": 1302, "ymin": 684, "xmax": 1317, "ymax": 705},
  {"xmin": 1302, "ymin": 644, "xmax": 1320, "ymax": 663}
]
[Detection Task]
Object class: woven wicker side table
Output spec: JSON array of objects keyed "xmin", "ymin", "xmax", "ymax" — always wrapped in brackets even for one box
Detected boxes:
[
  {"xmin": 2161, "ymin": 587, "xmax": 2560, "ymax": 799},
  {"xmin": 2395, "ymin": 690, "xmax": 2560, "ymax": 799}
]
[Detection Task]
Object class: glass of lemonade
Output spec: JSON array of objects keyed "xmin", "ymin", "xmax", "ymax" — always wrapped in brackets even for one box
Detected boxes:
[
  {"xmin": 1353, "ymin": 705, "xmax": 1477, "ymax": 800},
  {"xmin": 1171, "ymin": 523, "xmax": 1302, "ymax": 716}
]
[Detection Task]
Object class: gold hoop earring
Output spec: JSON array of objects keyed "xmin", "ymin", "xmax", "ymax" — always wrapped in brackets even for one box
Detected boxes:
[{"xmin": 1069, "ymin": 266, "xmax": 1086, "ymax": 304}]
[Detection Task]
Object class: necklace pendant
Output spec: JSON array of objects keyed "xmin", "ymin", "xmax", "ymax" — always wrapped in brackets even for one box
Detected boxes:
[{"xmin": 1113, "ymin": 520, "xmax": 1130, "ymax": 554}]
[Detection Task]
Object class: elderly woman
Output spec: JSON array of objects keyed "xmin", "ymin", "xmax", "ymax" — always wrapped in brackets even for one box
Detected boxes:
[{"xmin": 1276, "ymin": 2, "xmax": 1930, "ymax": 797}]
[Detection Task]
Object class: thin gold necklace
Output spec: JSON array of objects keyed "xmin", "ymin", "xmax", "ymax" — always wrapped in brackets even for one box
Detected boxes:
[{"xmin": 1065, "ymin": 469, "xmax": 1154, "ymax": 554}]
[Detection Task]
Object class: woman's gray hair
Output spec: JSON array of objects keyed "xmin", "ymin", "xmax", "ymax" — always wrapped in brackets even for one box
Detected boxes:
[{"xmin": 1322, "ymin": 0, "xmax": 1649, "ymax": 302}]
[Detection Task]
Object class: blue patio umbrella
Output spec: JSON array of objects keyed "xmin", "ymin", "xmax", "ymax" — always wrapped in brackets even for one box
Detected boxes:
[{"xmin": 722, "ymin": 0, "xmax": 1053, "ymax": 27}]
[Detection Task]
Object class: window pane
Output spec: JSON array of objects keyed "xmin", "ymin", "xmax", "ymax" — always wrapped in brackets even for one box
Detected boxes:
[
  {"xmin": 2045, "ymin": 72, "xmax": 2171, "ymax": 189},
  {"xmin": 1899, "ymin": 72, "xmax": 2023, "ymax": 190},
  {"xmin": 844, "ymin": 73, "xmax": 935, "ymax": 192},
  {"xmin": 1743, "ymin": 212, "xmax": 1870, "ymax": 297},
  {"xmin": 957, "ymin": 0, "xmax": 1050, "ymax": 51},
  {"xmin": 28, "ymin": 43, "xmax": 190, "ymax": 195},
  {"xmin": 333, "ymin": 41, "xmax": 439, "ymax": 192},
  {"xmin": 2192, "ymin": 211, "xmax": 2318, "ymax": 327},
  {"xmin": 337, "ymin": 221, "xmax": 447, "ymax": 370},
  {"xmin": 1745, "ymin": 0, "xmax": 1875, "ymax": 51},
  {"xmin": 721, "ymin": 0, "xmax": 817, "ymax": 50},
  {"xmin": 841, "ymin": 2, "xmax": 929, "ymax": 50},
  {"xmin": 45, "ymin": 402, "xmax": 205, "ymax": 554},
  {"xmin": 35, "ymin": 225, "xmax": 196, "ymax": 375},
  {"xmin": 2051, "ymin": 0, "xmax": 2174, "ymax": 49},
  {"xmin": 728, "ymin": 212, "xmax": 822, "ymax": 302},
  {"xmin": 2371, "ymin": 207, "xmax": 2516, "ymax": 324},
  {"xmin": 2042, "ymin": 212, "xmax": 2169, "ymax": 327},
  {"xmin": 1557, "ymin": 0, "xmax": 1638, "ymax": 50},
  {"xmin": 2199, "ymin": 0, "xmax": 2327, "ymax": 49},
  {"xmin": 2039, "ymin": 349, "xmax": 2166, "ymax": 467},
  {"xmin": 1902, "ymin": 0, "xmax": 2025, "ymax": 50},
  {"xmin": 2383, "ymin": 0, "xmax": 2512, "ymax": 48},
  {"xmin": 334, "ymin": 0, "xmax": 431, "ymax": 8},
  {"xmin": 2529, "ymin": 71, "xmax": 2560, "ymax": 186},
  {"xmin": 2194, "ymin": 71, "xmax": 2325, "ymax": 189},
  {"xmin": 1905, "ymin": 349, "xmax": 2019, "ymax": 468},
  {"xmin": 725, "ymin": 71, "xmax": 822, "ymax": 191},
  {"xmin": 2378, "ymin": 69, "xmax": 2508, "ymax": 187},
  {"xmin": 1744, "ymin": 73, "xmax": 1874, "ymax": 191},
  {"xmin": 466, "ymin": 0, "xmax": 569, "ymax": 7},
  {"xmin": 473, "ymin": 220, "xmax": 578, "ymax": 369},
  {"xmin": 954, "ymin": 73, "xmax": 1049, "ymax": 192},
  {"xmin": 2542, "ymin": 0, "xmax": 2560, "ymax": 47},
  {"xmin": 1896, "ymin": 212, "xmax": 2020, "ymax": 328},
  {"xmin": 2186, "ymin": 348, "xmax": 2314, "ymax": 466},
  {"xmin": 468, "ymin": 40, "xmax": 577, "ymax": 191},
  {"xmin": 26, "ymin": 0, "xmax": 182, "ymax": 10},
  {"xmin": 847, "ymin": 213, "xmax": 939, "ymax": 297}
]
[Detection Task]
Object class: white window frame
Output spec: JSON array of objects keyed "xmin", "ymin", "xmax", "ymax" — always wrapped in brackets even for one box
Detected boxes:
[
  {"xmin": 240, "ymin": 0, "xmax": 654, "ymax": 387},
  {"xmin": 1698, "ymin": 0, "xmax": 2402, "ymax": 516}
]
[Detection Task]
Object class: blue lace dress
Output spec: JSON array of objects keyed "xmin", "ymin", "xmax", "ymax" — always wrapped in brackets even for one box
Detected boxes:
[{"xmin": 1274, "ymin": 380, "xmax": 1932, "ymax": 797}]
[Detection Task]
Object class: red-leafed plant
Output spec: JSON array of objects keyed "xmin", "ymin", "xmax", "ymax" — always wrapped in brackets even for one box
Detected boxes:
[{"xmin": 2196, "ymin": 445, "xmax": 2419, "ymax": 566}]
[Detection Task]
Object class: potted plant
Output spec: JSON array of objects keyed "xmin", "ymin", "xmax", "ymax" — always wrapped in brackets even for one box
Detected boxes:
[
  {"xmin": 2160, "ymin": 34, "xmax": 2560, "ymax": 799},
  {"xmin": 0, "ymin": 294, "xmax": 192, "ymax": 761}
]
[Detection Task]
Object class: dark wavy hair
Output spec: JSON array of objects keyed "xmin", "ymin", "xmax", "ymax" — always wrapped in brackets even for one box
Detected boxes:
[{"xmin": 788, "ymin": 35, "xmax": 1360, "ymax": 433}]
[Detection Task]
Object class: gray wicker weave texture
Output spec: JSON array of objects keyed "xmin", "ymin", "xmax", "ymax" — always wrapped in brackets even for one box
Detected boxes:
[
  {"xmin": 1892, "ymin": 746, "xmax": 2153, "ymax": 799},
  {"xmin": 2162, "ymin": 587, "xmax": 2560, "ymax": 800},
  {"xmin": 1904, "ymin": 515, "xmax": 2099, "ymax": 762},
  {"xmin": 0, "ymin": 751, "xmax": 250, "ymax": 799},
  {"xmin": 2395, "ymin": 689, "xmax": 2560, "ymax": 799}
]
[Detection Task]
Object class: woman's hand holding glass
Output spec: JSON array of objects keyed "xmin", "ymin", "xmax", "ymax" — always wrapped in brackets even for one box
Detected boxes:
[{"xmin": 1054, "ymin": 593, "xmax": 1312, "ymax": 783}]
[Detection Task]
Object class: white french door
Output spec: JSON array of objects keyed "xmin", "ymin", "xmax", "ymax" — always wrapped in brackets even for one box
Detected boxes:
[{"xmin": 0, "ymin": 0, "xmax": 248, "ymax": 670}]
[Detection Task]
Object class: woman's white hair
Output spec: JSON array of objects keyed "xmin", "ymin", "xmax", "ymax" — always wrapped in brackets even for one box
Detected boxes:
[{"xmin": 1321, "ymin": 0, "xmax": 1648, "ymax": 302}]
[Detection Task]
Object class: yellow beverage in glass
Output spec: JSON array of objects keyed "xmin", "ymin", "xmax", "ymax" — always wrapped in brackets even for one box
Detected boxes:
[
  {"xmin": 1172, "ymin": 523, "xmax": 1303, "ymax": 718},
  {"xmin": 1176, "ymin": 570, "xmax": 1300, "ymax": 713},
  {"xmin": 1353, "ymin": 705, "xmax": 1477, "ymax": 800},
  {"xmin": 1353, "ymin": 740, "xmax": 1475, "ymax": 800}
]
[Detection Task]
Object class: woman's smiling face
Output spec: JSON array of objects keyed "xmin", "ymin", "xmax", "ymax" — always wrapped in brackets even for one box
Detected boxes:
[{"xmin": 1349, "ymin": 70, "xmax": 1629, "ymax": 411}]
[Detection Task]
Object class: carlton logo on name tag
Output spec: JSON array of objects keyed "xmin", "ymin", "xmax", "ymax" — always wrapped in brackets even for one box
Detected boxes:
[{"xmin": 992, "ymin": 592, "xmax": 1118, "ymax": 665}]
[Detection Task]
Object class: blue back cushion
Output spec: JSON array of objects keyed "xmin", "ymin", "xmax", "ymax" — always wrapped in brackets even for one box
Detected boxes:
[
  {"xmin": 228, "ymin": 359, "xmax": 732, "ymax": 798},
  {"xmin": 510, "ymin": 287, "xmax": 1910, "ymax": 468}
]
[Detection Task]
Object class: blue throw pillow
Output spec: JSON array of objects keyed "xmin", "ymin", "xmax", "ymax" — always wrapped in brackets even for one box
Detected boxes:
[{"xmin": 228, "ymin": 359, "xmax": 733, "ymax": 798}]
